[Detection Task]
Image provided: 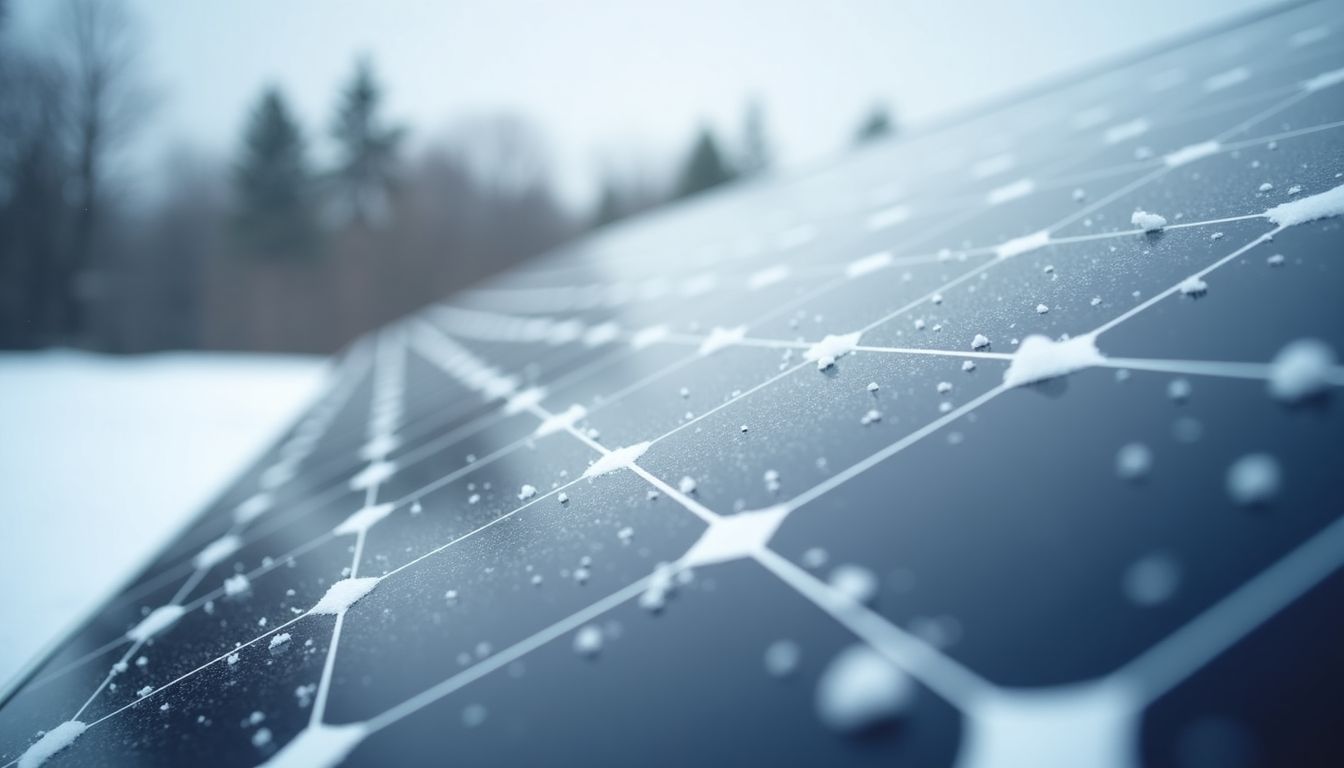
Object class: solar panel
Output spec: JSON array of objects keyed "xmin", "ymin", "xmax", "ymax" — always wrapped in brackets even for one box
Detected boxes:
[{"xmin": 4, "ymin": 2, "xmax": 1344, "ymax": 766}]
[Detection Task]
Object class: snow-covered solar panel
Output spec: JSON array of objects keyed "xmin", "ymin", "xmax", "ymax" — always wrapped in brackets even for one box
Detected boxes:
[{"xmin": 5, "ymin": 2, "xmax": 1344, "ymax": 765}]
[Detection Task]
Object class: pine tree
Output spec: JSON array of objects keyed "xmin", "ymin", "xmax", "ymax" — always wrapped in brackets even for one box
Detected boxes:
[
  {"xmin": 853, "ymin": 105, "xmax": 896, "ymax": 147},
  {"xmin": 674, "ymin": 128, "xmax": 735, "ymax": 200},
  {"xmin": 233, "ymin": 87, "xmax": 316, "ymax": 257},
  {"xmin": 330, "ymin": 58, "xmax": 404, "ymax": 226},
  {"xmin": 591, "ymin": 183, "xmax": 625, "ymax": 229}
]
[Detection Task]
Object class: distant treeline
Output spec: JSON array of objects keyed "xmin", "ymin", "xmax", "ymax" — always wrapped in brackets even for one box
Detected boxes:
[{"xmin": 0, "ymin": 0, "xmax": 897, "ymax": 354}]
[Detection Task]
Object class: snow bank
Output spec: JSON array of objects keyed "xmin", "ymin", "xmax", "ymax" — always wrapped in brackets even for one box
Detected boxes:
[{"xmin": 0, "ymin": 349, "xmax": 324, "ymax": 683}]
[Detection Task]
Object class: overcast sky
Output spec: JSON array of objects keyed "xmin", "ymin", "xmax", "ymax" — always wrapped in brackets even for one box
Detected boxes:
[{"xmin": 12, "ymin": 0, "xmax": 1279, "ymax": 208}]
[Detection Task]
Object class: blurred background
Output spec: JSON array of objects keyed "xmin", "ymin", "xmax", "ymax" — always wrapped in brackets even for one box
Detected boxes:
[
  {"xmin": 0, "ymin": 0, "xmax": 1279, "ymax": 355},
  {"xmin": 0, "ymin": 0, "xmax": 1280, "ymax": 683}
]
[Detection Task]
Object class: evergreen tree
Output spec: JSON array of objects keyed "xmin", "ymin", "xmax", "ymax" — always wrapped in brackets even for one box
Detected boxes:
[
  {"xmin": 591, "ymin": 183, "xmax": 625, "ymax": 229},
  {"xmin": 853, "ymin": 105, "xmax": 896, "ymax": 147},
  {"xmin": 738, "ymin": 99, "xmax": 770, "ymax": 176},
  {"xmin": 330, "ymin": 58, "xmax": 404, "ymax": 226},
  {"xmin": 233, "ymin": 87, "xmax": 315, "ymax": 257},
  {"xmin": 674, "ymin": 128, "xmax": 735, "ymax": 200}
]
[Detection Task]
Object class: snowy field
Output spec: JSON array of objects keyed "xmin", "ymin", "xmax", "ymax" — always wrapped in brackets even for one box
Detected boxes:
[{"xmin": 0, "ymin": 351, "xmax": 327, "ymax": 686}]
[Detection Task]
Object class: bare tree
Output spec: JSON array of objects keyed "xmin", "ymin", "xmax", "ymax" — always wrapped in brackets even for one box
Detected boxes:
[
  {"xmin": 56, "ymin": 0, "xmax": 148, "ymax": 341},
  {"xmin": 0, "ymin": 44, "xmax": 71, "ymax": 347},
  {"xmin": 446, "ymin": 115, "xmax": 556, "ymax": 200}
]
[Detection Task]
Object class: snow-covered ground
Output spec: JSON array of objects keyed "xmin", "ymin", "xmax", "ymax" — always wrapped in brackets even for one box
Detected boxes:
[{"xmin": 0, "ymin": 350, "xmax": 328, "ymax": 686}]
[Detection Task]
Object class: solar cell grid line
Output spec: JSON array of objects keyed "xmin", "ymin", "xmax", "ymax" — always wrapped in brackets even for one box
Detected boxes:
[
  {"xmin": 1120, "ymin": 508, "xmax": 1344, "ymax": 705},
  {"xmin": 0, "ymin": 329, "xmax": 410, "ymax": 766},
  {"xmin": 184, "ymin": 349, "xmax": 972, "ymax": 755},
  {"xmin": 34, "ymin": 78, "xmax": 1344, "ymax": 753},
  {"xmin": 224, "ymin": 330, "xmax": 479, "ymax": 474},
  {"xmin": 81, "ymin": 340, "xmax": 375, "ymax": 577},
  {"xmin": 0, "ymin": 203, "xmax": 1311, "ymax": 747},
  {"xmin": 11, "ymin": 330, "xmax": 396, "ymax": 744},
  {"xmin": 58, "ymin": 318, "xmax": 624, "ymax": 621},
  {"xmin": 217, "ymin": 333, "xmax": 625, "ymax": 539},
  {"xmin": 371, "ymin": 208, "xmax": 1331, "ymax": 763},
  {"xmin": 435, "ymin": 197, "xmax": 1295, "ymax": 352},
  {"xmin": 451, "ymin": 92, "xmax": 1344, "ymax": 360},
  {"xmin": 18, "ymin": 527, "xmax": 342, "ymax": 697},
  {"xmin": 408, "ymin": 187, "xmax": 1344, "ymax": 762},
  {"xmin": 13, "ymin": 316, "xmax": 643, "ymax": 711},
  {"xmin": 521, "ymin": 73, "xmax": 1322, "ymax": 285},
  {"xmin": 12, "ymin": 387, "xmax": 565, "ymax": 702},
  {"xmin": 0, "ymin": 341, "xmax": 373, "ymax": 705},
  {"xmin": 5, "ymin": 3, "xmax": 1344, "ymax": 766},
  {"xmin": 457, "ymin": 127, "xmax": 1334, "ymax": 300},
  {"xmin": 638, "ymin": 325, "xmax": 1344, "ymax": 394},
  {"xmin": 517, "ymin": 395, "xmax": 1001, "ymax": 705},
  {"xmin": 1040, "ymin": 87, "xmax": 1337, "ymax": 179},
  {"xmin": 15, "ymin": 196, "xmax": 1317, "ymax": 763},
  {"xmin": 586, "ymin": 113, "xmax": 1335, "ymax": 312},
  {"xmin": 181, "ymin": 316, "xmax": 530, "ymax": 485},
  {"xmin": 649, "ymin": 212, "xmax": 1326, "ymax": 522},
  {"xmin": 86, "ymin": 344, "xmax": 377, "ymax": 604},
  {"xmin": 301, "ymin": 329, "xmax": 405, "ymax": 741},
  {"xmin": 2, "ymin": 234, "xmax": 1333, "ymax": 758},
  {"xmin": 508, "ymin": 219, "xmax": 1275, "ymax": 598},
  {"xmin": 410, "ymin": 235, "xmax": 1339, "ymax": 766}
]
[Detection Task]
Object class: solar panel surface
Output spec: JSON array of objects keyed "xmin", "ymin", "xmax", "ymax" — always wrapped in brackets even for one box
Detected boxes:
[{"xmin": 4, "ymin": 2, "xmax": 1344, "ymax": 766}]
